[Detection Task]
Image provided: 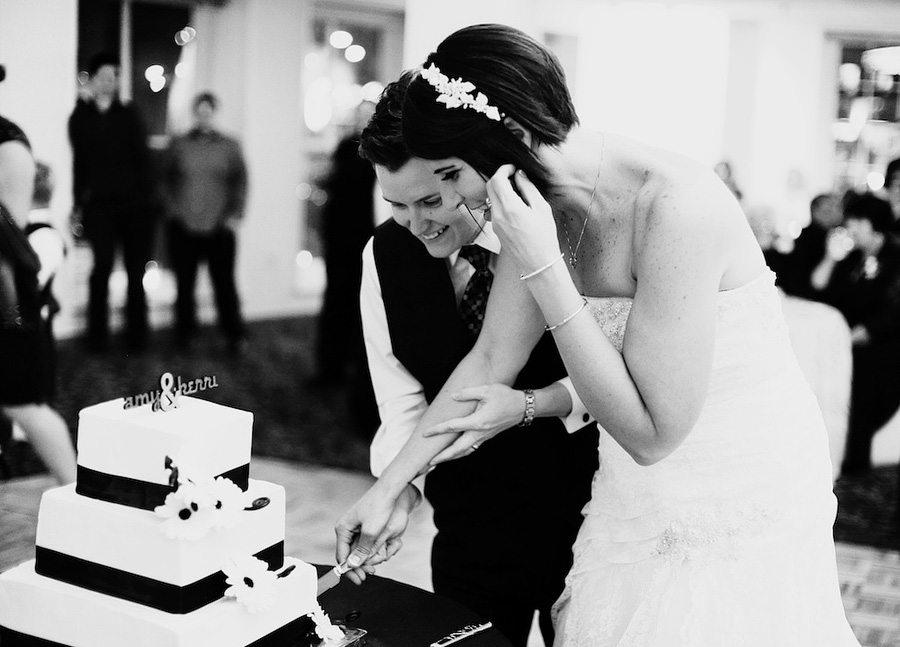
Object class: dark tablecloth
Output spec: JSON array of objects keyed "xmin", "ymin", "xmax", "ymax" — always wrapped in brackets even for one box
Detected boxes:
[{"xmin": 316, "ymin": 565, "xmax": 513, "ymax": 647}]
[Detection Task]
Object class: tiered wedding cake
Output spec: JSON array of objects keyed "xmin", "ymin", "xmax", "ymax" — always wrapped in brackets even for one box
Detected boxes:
[{"xmin": 0, "ymin": 391, "xmax": 343, "ymax": 647}]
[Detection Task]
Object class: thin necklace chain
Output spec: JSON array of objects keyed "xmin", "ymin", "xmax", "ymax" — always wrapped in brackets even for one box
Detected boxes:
[{"xmin": 563, "ymin": 132, "xmax": 604, "ymax": 270}]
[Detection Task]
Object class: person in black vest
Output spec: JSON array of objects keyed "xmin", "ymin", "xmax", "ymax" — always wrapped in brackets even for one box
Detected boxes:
[{"xmin": 335, "ymin": 71, "xmax": 598, "ymax": 647}]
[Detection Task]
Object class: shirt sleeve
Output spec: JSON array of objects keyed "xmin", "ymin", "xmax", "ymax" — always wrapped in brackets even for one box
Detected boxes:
[
  {"xmin": 360, "ymin": 238, "xmax": 429, "ymax": 478},
  {"xmin": 556, "ymin": 376, "xmax": 596, "ymax": 432}
]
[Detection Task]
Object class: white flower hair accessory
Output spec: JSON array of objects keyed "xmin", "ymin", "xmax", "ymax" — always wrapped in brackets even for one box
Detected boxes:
[{"xmin": 420, "ymin": 63, "xmax": 502, "ymax": 122}]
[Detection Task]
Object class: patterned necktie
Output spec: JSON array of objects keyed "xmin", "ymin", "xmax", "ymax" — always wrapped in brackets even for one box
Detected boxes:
[{"xmin": 458, "ymin": 245, "xmax": 494, "ymax": 338}]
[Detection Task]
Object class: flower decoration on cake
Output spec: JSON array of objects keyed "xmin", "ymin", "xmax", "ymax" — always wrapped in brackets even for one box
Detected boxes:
[
  {"xmin": 155, "ymin": 480, "xmax": 219, "ymax": 540},
  {"xmin": 154, "ymin": 456, "xmax": 247, "ymax": 539},
  {"xmin": 310, "ymin": 606, "xmax": 345, "ymax": 642},
  {"xmin": 420, "ymin": 63, "xmax": 502, "ymax": 121},
  {"xmin": 222, "ymin": 555, "xmax": 279, "ymax": 614}
]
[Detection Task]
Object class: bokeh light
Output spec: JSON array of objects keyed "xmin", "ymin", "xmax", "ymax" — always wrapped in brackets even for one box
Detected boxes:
[
  {"xmin": 344, "ymin": 45, "xmax": 365, "ymax": 63},
  {"xmin": 329, "ymin": 30, "xmax": 352, "ymax": 49}
]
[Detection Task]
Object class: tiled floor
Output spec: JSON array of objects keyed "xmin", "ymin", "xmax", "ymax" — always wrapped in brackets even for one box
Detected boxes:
[{"xmin": 2, "ymin": 456, "xmax": 899, "ymax": 647}]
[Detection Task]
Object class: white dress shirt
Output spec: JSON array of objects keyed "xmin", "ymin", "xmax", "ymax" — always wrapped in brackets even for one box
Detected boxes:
[{"xmin": 360, "ymin": 221, "xmax": 593, "ymax": 478}]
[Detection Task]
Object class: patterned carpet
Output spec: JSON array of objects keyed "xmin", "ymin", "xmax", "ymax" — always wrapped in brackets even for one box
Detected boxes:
[
  {"xmin": 2, "ymin": 315, "xmax": 898, "ymax": 553},
  {"xmin": 834, "ymin": 466, "xmax": 900, "ymax": 552}
]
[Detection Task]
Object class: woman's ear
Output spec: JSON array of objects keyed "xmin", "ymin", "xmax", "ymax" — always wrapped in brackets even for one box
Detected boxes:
[{"xmin": 502, "ymin": 116, "xmax": 534, "ymax": 149}]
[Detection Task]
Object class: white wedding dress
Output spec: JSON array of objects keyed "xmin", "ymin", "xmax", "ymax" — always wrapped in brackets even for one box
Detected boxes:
[{"xmin": 552, "ymin": 271, "xmax": 860, "ymax": 647}]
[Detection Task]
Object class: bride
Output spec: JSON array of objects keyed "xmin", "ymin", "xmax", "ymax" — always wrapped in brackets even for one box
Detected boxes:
[{"xmin": 335, "ymin": 23, "xmax": 860, "ymax": 646}]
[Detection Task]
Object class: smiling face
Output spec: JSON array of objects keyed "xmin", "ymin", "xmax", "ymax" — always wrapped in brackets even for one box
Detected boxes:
[{"xmin": 376, "ymin": 157, "xmax": 488, "ymax": 258}]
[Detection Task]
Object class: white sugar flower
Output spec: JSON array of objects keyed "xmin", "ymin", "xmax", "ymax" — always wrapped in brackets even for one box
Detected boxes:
[
  {"xmin": 223, "ymin": 555, "xmax": 279, "ymax": 614},
  {"xmin": 154, "ymin": 480, "xmax": 218, "ymax": 540},
  {"xmin": 192, "ymin": 475, "xmax": 245, "ymax": 529},
  {"xmin": 310, "ymin": 606, "xmax": 345, "ymax": 642}
]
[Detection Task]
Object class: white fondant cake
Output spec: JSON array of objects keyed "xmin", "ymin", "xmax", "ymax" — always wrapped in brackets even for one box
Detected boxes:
[
  {"xmin": 37, "ymin": 479, "xmax": 285, "ymax": 591},
  {"xmin": 0, "ymin": 395, "xmax": 340, "ymax": 647},
  {"xmin": 0, "ymin": 558, "xmax": 318, "ymax": 647},
  {"xmin": 76, "ymin": 396, "xmax": 252, "ymax": 494}
]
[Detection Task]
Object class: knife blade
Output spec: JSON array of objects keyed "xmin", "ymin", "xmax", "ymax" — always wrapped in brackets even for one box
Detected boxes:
[{"xmin": 316, "ymin": 561, "xmax": 351, "ymax": 596}]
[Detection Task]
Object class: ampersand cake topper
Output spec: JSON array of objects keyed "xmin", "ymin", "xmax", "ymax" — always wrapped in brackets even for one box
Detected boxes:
[{"xmin": 122, "ymin": 371, "xmax": 219, "ymax": 411}]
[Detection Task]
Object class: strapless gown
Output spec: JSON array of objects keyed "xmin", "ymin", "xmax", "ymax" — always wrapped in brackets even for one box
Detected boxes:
[{"xmin": 551, "ymin": 271, "xmax": 860, "ymax": 646}]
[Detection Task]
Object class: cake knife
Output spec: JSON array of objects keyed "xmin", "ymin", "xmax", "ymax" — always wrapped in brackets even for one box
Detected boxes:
[{"xmin": 316, "ymin": 560, "xmax": 352, "ymax": 596}]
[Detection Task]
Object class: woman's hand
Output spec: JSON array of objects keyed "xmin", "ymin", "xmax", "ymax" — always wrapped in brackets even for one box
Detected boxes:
[
  {"xmin": 487, "ymin": 165, "xmax": 562, "ymax": 275},
  {"xmin": 334, "ymin": 482, "xmax": 421, "ymax": 584},
  {"xmin": 422, "ymin": 384, "xmax": 527, "ymax": 464}
]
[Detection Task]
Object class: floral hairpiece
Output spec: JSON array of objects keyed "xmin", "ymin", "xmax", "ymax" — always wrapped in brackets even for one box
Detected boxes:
[{"xmin": 420, "ymin": 63, "xmax": 503, "ymax": 122}]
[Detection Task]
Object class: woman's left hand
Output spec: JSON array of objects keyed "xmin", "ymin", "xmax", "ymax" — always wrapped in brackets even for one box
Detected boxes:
[
  {"xmin": 487, "ymin": 164, "xmax": 562, "ymax": 275},
  {"xmin": 422, "ymin": 383, "xmax": 525, "ymax": 464}
]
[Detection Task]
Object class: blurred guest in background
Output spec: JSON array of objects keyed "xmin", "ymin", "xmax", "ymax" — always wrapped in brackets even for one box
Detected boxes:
[
  {"xmin": 884, "ymin": 156, "xmax": 900, "ymax": 235},
  {"xmin": 161, "ymin": 91, "xmax": 248, "ymax": 355},
  {"xmin": 311, "ymin": 101, "xmax": 378, "ymax": 436},
  {"xmin": 777, "ymin": 192, "xmax": 844, "ymax": 299},
  {"xmin": 0, "ymin": 102, "xmax": 76, "ymax": 485},
  {"xmin": 811, "ymin": 192, "xmax": 900, "ymax": 477},
  {"xmin": 69, "ymin": 52, "xmax": 154, "ymax": 352}
]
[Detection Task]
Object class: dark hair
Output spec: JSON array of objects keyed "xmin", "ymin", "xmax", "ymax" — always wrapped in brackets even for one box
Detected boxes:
[
  {"xmin": 885, "ymin": 157, "xmax": 900, "ymax": 189},
  {"xmin": 358, "ymin": 70, "xmax": 416, "ymax": 172},
  {"xmin": 87, "ymin": 52, "xmax": 120, "ymax": 77},
  {"xmin": 844, "ymin": 192, "xmax": 893, "ymax": 233},
  {"xmin": 194, "ymin": 91, "xmax": 219, "ymax": 111},
  {"xmin": 32, "ymin": 160, "xmax": 54, "ymax": 207},
  {"xmin": 402, "ymin": 23, "xmax": 578, "ymax": 195},
  {"xmin": 810, "ymin": 193, "xmax": 834, "ymax": 213}
]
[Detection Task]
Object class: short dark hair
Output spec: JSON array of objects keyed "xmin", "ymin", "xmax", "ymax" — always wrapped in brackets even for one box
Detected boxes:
[
  {"xmin": 32, "ymin": 160, "xmax": 54, "ymax": 207},
  {"xmin": 358, "ymin": 70, "xmax": 416, "ymax": 172},
  {"xmin": 844, "ymin": 192, "xmax": 893, "ymax": 233},
  {"xmin": 402, "ymin": 23, "xmax": 578, "ymax": 195},
  {"xmin": 885, "ymin": 157, "xmax": 900, "ymax": 189},
  {"xmin": 87, "ymin": 52, "xmax": 120, "ymax": 77},
  {"xmin": 193, "ymin": 91, "xmax": 219, "ymax": 111}
]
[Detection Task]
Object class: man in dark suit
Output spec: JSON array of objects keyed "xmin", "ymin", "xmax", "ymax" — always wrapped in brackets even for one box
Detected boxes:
[
  {"xmin": 334, "ymin": 72, "xmax": 599, "ymax": 647},
  {"xmin": 68, "ymin": 52, "xmax": 154, "ymax": 351}
]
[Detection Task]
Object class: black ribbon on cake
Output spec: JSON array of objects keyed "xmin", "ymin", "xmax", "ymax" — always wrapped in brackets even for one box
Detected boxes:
[
  {"xmin": 0, "ymin": 614, "xmax": 315, "ymax": 647},
  {"xmin": 33, "ymin": 541, "xmax": 283, "ymax": 614},
  {"xmin": 75, "ymin": 463, "xmax": 251, "ymax": 511}
]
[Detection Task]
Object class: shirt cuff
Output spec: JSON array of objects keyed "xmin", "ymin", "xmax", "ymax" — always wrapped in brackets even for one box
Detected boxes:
[{"xmin": 558, "ymin": 376, "xmax": 594, "ymax": 432}]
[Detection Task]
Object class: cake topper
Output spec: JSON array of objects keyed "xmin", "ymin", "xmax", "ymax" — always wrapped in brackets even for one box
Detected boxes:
[{"xmin": 122, "ymin": 371, "xmax": 220, "ymax": 410}]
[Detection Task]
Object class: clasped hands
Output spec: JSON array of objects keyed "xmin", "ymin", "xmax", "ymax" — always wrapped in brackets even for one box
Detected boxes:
[{"xmin": 333, "ymin": 382, "xmax": 528, "ymax": 582}]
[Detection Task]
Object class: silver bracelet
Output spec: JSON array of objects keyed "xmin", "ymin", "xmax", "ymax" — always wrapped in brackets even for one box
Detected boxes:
[
  {"xmin": 519, "ymin": 253, "xmax": 564, "ymax": 280},
  {"xmin": 517, "ymin": 389, "xmax": 536, "ymax": 427},
  {"xmin": 545, "ymin": 298, "xmax": 588, "ymax": 332}
]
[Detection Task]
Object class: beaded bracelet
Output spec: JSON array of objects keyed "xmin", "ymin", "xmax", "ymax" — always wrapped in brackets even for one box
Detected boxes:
[
  {"xmin": 545, "ymin": 298, "xmax": 588, "ymax": 332},
  {"xmin": 517, "ymin": 389, "xmax": 535, "ymax": 427},
  {"xmin": 519, "ymin": 253, "xmax": 564, "ymax": 281}
]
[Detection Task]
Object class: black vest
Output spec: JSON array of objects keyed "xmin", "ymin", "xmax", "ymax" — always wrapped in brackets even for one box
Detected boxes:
[{"xmin": 372, "ymin": 220, "xmax": 598, "ymax": 567}]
